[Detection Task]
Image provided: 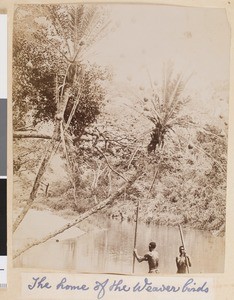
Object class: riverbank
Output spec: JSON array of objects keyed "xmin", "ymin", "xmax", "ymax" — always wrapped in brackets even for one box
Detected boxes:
[
  {"xmin": 12, "ymin": 171, "xmax": 225, "ymax": 239},
  {"xmin": 104, "ymin": 197, "xmax": 225, "ymax": 236},
  {"xmin": 24, "ymin": 191, "xmax": 225, "ymax": 238}
]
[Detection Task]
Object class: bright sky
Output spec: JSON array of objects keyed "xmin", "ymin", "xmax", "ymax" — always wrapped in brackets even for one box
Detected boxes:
[{"xmin": 87, "ymin": 3, "xmax": 230, "ymax": 122}]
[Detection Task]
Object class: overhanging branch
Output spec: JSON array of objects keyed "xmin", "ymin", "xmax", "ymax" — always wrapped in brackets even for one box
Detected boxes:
[{"xmin": 13, "ymin": 132, "xmax": 52, "ymax": 140}]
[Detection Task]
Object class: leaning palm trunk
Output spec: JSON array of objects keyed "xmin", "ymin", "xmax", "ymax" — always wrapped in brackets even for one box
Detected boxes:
[
  {"xmin": 13, "ymin": 169, "xmax": 142, "ymax": 259},
  {"xmin": 13, "ymin": 123, "xmax": 61, "ymax": 233},
  {"xmin": 13, "ymin": 88, "xmax": 71, "ymax": 233},
  {"xmin": 13, "ymin": 4, "xmax": 110, "ymax": 232}
]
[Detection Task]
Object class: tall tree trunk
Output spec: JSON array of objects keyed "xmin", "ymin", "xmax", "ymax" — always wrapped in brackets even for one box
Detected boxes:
[
  {"xmin": 13, "ymin": 89, "xmax": 71, "ymax": 233},
  {"xmin": 60, "ymin": 123, "xmax": 80, "ymax": 208},
  {"xmin": 13, "ymin": 169, "xmax": 142, "ymax": 259},
  {"xmin": 13, "ymin": 125, "xmax": 60, "ymax": 232}
]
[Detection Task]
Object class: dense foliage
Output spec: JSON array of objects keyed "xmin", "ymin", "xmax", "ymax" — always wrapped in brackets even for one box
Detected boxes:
[
  {"xmin": 12, "ymin": 4, "xmax": 228, "ymax": 236},
  {"xmin": 13, "ymin": 4, "xmax": 110, "ymax": 132}
]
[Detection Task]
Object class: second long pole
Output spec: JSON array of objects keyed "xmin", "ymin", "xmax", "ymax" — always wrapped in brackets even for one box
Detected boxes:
[{"xmin": 132, "ymin": 200, "xmax": 139, "ymax": 273}]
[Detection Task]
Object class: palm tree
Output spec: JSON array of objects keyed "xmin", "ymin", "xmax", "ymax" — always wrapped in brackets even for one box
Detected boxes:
[
  {"xmin": 13, "ymin": 3, "xmax": 111, "ymax": 232},
  {"xmin": 143, "ymin": 63, "xmax": 192, "ymax": 153}
]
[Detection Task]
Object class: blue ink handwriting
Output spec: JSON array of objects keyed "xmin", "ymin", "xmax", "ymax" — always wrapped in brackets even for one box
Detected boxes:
[
  {"xmin": 182, "ymin": 278, "xmax": 209, "ymax": 293},
  {"xmin": 27, "ymin": 275, "xmax": 210, "ymax": 299},
  {"xmin": 56, "ymin": 277, "xmax": 89, "ymax": 291},
  {"xmin": 28, "ymin": 276, "xmax": 52, "ymax": 290},
  {"xmin": 133, "ymin": 277, "xmax": 180, "ymax": 293},
  {"xmin": 94, "ymin": 279, "xmax": 109, "ymax": 299},
  {"xmin": 109, "ymin": 279, "xmax": 131, "ymax": 292}
]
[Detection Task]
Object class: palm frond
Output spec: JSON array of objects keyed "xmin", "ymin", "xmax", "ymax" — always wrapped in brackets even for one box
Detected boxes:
[
  {"xmin": 162, "ymin": 62, "xmax": 173, "ymax": 111},
  {"xmin": 47, "ymin": 5, "xmax": 72, "ymax": 58},
  {"xmin": 66, "ymin": 4, "xmax": 110, "ymax": 61},
  {"xmin": 78, "ymin": 5, "xmax": 97, "ymax": 41},
  {"xmin": 81, "ymin": 6, "xmax": 110, "ymax": 50},
  {"xmin": 163, "ymin": 73, "xmax": 186, "ymax": 125},
  {"xmin": 150, "ymin": 98, "xmax": 161, "ymax": 121},
  {"xmin": 166, "ymin": 115, "xmax": 193, "ymax": 128},
  {"xmin": 68, "ymin": 5, "xmax": 85, "ymax": 51}
]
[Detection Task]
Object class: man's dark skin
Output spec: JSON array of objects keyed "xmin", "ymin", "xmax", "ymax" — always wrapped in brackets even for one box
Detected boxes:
[
  {"xmin": 133, "ymin": 242, "xmax": 159, "ymax": 273},
  {"xmin": 176, "ymin": 245, "xmax": 191, "ymax": 273}
]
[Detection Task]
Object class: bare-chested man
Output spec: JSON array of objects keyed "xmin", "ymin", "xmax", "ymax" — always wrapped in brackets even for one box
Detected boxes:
[
  {"xmin": 133, "ymin": 241, "xmax": 159, "ymax": 273},
  {"xmin": 176, "ymin": 245, "xmax": 191, "ymax": 273}
]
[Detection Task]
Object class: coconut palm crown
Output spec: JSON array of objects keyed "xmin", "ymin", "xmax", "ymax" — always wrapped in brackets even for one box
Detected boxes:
[{"xmin": 143, "ymin": 63, "xmax": 192, "ymax": 153}]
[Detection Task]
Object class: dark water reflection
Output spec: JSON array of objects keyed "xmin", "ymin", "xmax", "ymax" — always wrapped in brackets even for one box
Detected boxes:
[{"xmin": 15, "ymin": 218, "xmax": 225, "ymax": 274}]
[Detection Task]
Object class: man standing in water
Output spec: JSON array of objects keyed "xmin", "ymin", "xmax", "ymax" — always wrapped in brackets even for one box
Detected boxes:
[
  {"xmin": 133, "ymin": 241, "xmax": 159, "ymax": 273},
  {"xmin": 176, "ymin": 245, "xmax": 191, "ymax": 273}
]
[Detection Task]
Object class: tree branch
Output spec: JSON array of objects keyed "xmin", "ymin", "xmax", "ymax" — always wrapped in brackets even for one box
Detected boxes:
[
  {"xmin": 13, "ymin": 132, "xmax": 52, "ymax": 140},
  {"xmin": 95, "ymin": 146, "xmax": 128, "ymax": 182}
]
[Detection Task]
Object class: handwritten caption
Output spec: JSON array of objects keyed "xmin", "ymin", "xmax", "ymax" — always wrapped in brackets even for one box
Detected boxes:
[{"xmin": 25, "ymin": 275, "xmax": 211, "ymax": 300}]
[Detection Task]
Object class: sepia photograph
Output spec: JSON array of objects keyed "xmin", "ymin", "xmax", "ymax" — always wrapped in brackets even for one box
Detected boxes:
[{"xmin": 12, "ymin": 2, "xmax": 229, "ymax": 275}]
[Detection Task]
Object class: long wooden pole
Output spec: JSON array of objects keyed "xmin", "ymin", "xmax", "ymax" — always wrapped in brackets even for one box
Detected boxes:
[
  {"xmin": 132, "ymin": 200, "xmax": 139, "ymax": 273},
  {"xmin": 131, "ymin": 165, "xmax": 161, "ymax": 273},
  {"xmin": 178, "ymin": 224, "xmax": 189, "ymax": 273}
]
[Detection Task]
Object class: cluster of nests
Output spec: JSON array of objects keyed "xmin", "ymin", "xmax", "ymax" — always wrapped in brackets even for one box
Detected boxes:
[
  {"xmin": 147, "ymin": 122, "xmax": 194, "ymax": 154},
  {"xmin": 147, "ymin": 121, "xmax": 168, "ymax": 153}
]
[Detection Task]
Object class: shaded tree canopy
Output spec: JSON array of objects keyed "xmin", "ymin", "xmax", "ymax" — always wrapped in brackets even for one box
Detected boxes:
[{"xmin": 13, "ymin": 3, "xmax": 111, "ymax": 136}]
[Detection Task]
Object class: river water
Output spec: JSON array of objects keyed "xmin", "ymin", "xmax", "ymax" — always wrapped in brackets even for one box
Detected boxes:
[{"xmin": 14, "ymin": 218, "xmax": 224, "ymax": 274}]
